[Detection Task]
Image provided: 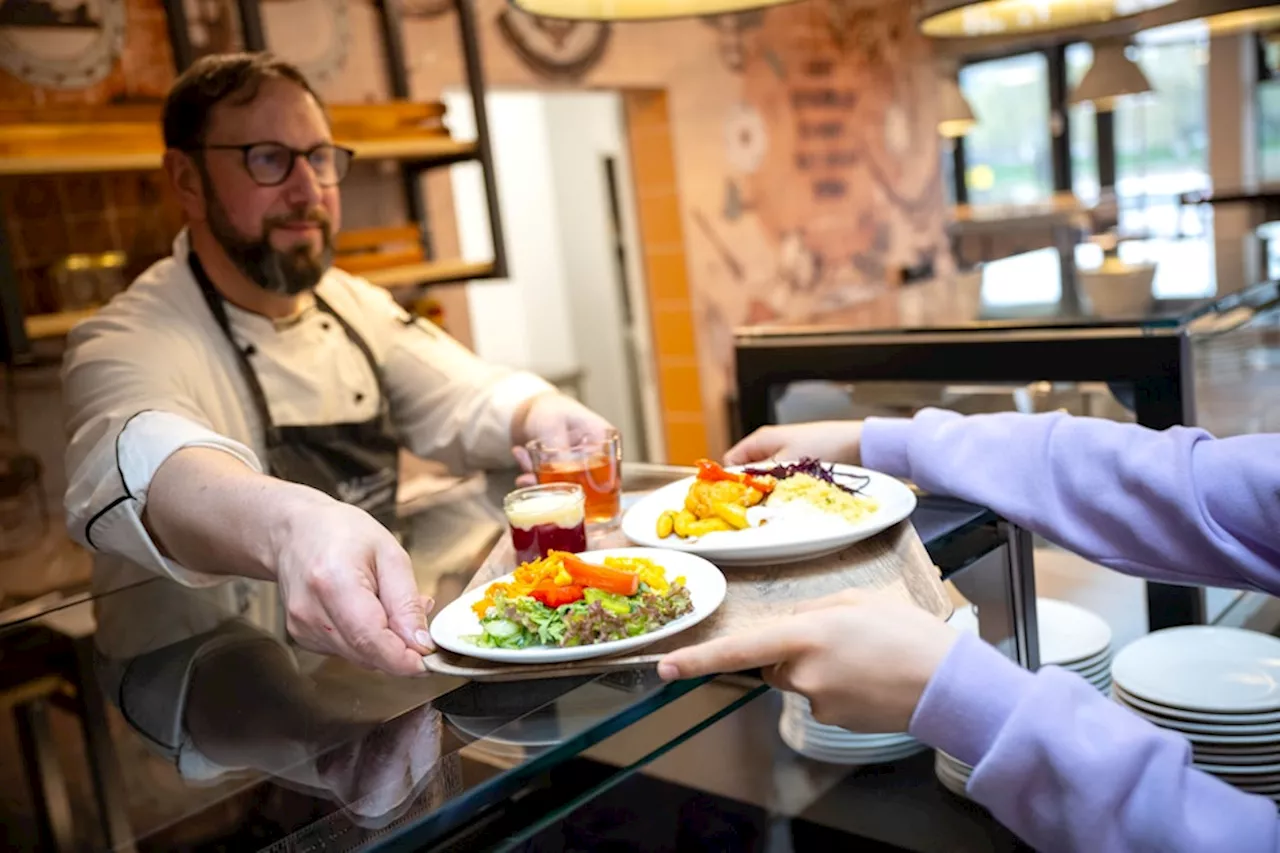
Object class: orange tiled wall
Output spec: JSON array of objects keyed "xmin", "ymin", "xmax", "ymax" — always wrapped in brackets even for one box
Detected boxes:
[{"xmin": 623, "ymin": 90, "xmax": 708, "ymax": 466}]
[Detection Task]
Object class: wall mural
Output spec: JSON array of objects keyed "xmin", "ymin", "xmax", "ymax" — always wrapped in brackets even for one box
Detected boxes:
[
  {"xmin": 692, "ymin": 0, "xmax": 946, "ymax": 396},
  {"xmin": 183, "ymin": 0, "xmax": 242, "ymax": 57},
  {"xmin": 264, "ymin": 0, "xmax": 348, "ymax": 84},
  {"xmin": 494, "ymin": 6, "xmax": 609, "ymax": 81},
  {"xmin": 0, "ymin": 0, "xmax": 126, "ymax": 87}
]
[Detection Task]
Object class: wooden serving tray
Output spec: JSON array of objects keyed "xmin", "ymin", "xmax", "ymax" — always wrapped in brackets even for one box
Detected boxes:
[{"xmin": 424, "ymin": 518, "xmax": 950, "ymax": 682}]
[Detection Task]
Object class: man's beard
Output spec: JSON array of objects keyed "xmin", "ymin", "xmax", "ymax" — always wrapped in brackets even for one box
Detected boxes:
[{"xmin": 205, "ymin": 185, "xmax": 334, "ymax": 296}]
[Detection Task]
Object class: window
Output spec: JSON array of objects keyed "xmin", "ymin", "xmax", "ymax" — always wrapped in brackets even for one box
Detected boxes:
[
  {"xmin": 1113, "ymin": 35, "xmax": 1209, "ymax": 238},
  {"xmin": 1258, "ymin": 79, "xmax": 1280, "ymax": 181},
  {"xmin": 959, "ymin": 52, "xmax": 1053, "ymax": 205},
  {"xmin": 1067, "ymin": 42, "xmax": 1099, "ymax": 204}
]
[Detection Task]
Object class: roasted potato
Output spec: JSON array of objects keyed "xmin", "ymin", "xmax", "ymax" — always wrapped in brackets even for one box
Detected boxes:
[
  {"xmin": 656, "ymin": 510, "xmax": 676, "ymax": 539},
  {"xmin": 673, "ymin": 509, "xmax": 698, "ymax": 539},
  {"xmin": 711, "ymin": 501, "xmax": 750, "ymax": 530},
  {"xmin": 685, "ymin": 517, "xmax": 733, "ymax": 537}
]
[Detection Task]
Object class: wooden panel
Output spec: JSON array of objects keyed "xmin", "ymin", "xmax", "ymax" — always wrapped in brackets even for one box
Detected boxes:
[
  {"xmin": 334, "ymin": 224, "xmax": 421, "ymax": 252},
  {"xmin": 658, "ymin": 362, "xmax": 704, "ymax": 415},
  {"xmin": 643, "ymin": 248, "xmax": 692, "ymax": 303},
  {"xmin": 663, "ymin": 418, "xmax": 710, "ymax": 467},
  {"xmin": 651, "ymin": 307, "xmax": 698, "ymax": 360},
  {"xmin": 333, "ymin": 247, "xmax": 424, "ymax": 274}
]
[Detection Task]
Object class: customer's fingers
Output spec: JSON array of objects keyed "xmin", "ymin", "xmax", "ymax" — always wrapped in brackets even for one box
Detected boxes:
[
  {"xmin": 724, "ymin": 428, "xmax": 782, "ymax": 466},
  {"xmin": 657, "ymin": 620, "xmax": 808, "ymax": 680},
  {"xmin": 792, "ymin": 588, "xmax": 868, "ymax": 615}
]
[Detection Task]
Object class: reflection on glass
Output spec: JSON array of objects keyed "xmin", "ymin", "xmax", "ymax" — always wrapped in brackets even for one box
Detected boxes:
[
  {"xmin": 1258, "ymin": 78, "xmax": 1280, "ymax": 182},
  {"xmin": 959, "ymin": 52, "xmax": 1053, "ymax": 205}
]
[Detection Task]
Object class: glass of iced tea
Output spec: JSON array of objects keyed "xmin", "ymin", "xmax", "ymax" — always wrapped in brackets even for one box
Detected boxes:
[
  {"xmin": 504, "ymin": 484, "xmax": 588, "ymax": 566},
  {"xmin": 527, "ymin": 429, "xmax": 622, "ymax": 527}
]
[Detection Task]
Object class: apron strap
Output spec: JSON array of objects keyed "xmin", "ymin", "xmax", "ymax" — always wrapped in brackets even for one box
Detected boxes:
[
  {"xmin": 188, "ymin": 253, "xmax": 391, "ymax": 438},
  {"xmin": 189, "ymin": 252, "xmax": 280, "ymax": 443}
]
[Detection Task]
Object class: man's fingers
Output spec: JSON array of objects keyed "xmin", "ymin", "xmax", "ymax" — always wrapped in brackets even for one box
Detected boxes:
[
  {"xmin": 512, "ymin": 446, "xmax": 533, "ymax": 473},
  {"xmin": 374, "ymin": 542, "xmax": 433, "ymax": 654},
  {"xmin": 657, "ymin": 620, "xmax": 808, "ymax": 680},
  {"xmin": 327, "ymin": 582, "xmax": 428, "ymax": 676}
]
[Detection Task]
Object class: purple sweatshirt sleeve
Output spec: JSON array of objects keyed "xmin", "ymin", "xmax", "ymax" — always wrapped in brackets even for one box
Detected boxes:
[
  {"xmin": 862, "ymin": 410, "xmax": 1280, "ymax": 851},
  {"xmin": 910, "ymin": 635, "xmax": 1280, "ymax": 853},
  {"xmin": 861, "ymin": 408, "xmax": 1280, "ymax": 592}
]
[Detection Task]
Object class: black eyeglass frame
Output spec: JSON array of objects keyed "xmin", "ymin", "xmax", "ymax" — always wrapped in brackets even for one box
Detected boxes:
[{"xmin": 186, "ymin": 142, "xmax": 356, "ymax": 187}]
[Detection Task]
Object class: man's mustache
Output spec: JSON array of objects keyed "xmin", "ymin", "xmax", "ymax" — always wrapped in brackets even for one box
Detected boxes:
[{"xmin": 265, "ymin": 210, "xmax": 332, "ymax": 231}]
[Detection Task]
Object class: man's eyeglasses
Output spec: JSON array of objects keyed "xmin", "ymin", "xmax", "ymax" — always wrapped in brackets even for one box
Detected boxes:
[{"xmin": 192, "ymin": 142, "xmax": 355, "ymax": 187}]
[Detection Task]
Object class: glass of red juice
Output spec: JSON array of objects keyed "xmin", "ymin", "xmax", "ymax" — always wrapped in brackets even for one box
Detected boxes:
[{"xmin": 503, "ymin": 483, "xmax": 588, "ymax": 566}]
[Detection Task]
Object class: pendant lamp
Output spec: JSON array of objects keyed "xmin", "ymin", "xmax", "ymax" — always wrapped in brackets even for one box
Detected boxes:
[
  {"xmin": 918, "ymin": 0, "xmax": 1176, "ymax": 39},
  {"xmin": 509, "ymin": 0, "xmax": 795, "ymax": 21},
  {"xmin": 937, "ymin": 72, "xmax": 977, "ymax": 138},
  {"xmin": 1069, "ymin": 39, "xmax": 1152, "ymax": 112}
]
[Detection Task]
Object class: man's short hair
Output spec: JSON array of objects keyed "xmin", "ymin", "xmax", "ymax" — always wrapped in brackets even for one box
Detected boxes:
[{"xmin": 162, "ymin": 52, "xmax": 325, "ymax": 150}]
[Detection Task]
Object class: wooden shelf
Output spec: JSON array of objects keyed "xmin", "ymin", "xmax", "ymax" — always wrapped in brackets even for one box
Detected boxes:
[
  {"xmin": 0, "ymin": 102, "xmax": 475, "ymax": 176},
  {"xmin": 0, "ymin": 138, "xmax": 477, "ymax": 177},
  {"xmin": 24, "ymin": 307, "xmax": 99, "ymax": 340},
  {"xmin": 363, "ymin": 259, "xmax": 497, "ymax": 288},
  {"xmin": 20, "ymin": 259, "xmax": 497, "ymax": 340}
]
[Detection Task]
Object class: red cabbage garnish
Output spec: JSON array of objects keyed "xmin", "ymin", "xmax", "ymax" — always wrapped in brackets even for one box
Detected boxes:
[{"xmin": 742, "ymin": 457, "xmax": 870, "ymax": 496}]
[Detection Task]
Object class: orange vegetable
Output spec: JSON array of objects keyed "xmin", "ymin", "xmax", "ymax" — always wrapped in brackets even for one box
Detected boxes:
[
  {"xmin": 553, "ymin": 551, "xmax": 640, "ymax": 597},
  {"xmin": 530, "ymin": 583, "xmax": 584, "ymax": 607},
  {"xmin": 695, "ymin": 459, "xmax": 775, "ymax": 494}
]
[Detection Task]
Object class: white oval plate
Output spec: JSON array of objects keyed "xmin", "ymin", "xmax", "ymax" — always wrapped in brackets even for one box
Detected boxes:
[
  {"xmin": 430, "ymin": 548, "xmax": 726, "ymax": 664},
  {"xmin": 950, "ymin": 599, "xmax": 1113, "ymax": 667},
  {"xmin": 622, "ymin": 463, "xmax": 916, "ymax": 567},
  {"xmin": 1113, "ymin": 627, "xmax": 1280, "ymax": 714},
  {"xmin": 1114, "ymin": 683, "xmax": 1280, "ymax": 725}
]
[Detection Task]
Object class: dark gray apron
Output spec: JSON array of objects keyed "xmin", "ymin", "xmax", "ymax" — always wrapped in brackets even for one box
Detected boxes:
[{"xmin": 189, "ymin": 252, "xmax": 400, "ymax": 530}]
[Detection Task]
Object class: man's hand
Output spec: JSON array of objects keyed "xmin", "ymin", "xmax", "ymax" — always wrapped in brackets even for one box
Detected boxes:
[
  {"xmin": 725, "ymin": 421, "xmax": 865, "ymax": 467},
  {"xmin": 272, "ymin": 497, "xmax": 435, "ymax": 676},
  {"xmin": 511, "ymin": 392, "xmax": 617, "ymax": 485},
  {"xmin": 656, "ymin": 590, "xmax": 958, "ymax": 732},
  {"xmin": 145, "ymin": 447, "xmax": 433, "ymax": 676}
]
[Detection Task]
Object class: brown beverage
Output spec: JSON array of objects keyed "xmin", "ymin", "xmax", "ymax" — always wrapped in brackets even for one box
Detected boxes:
[
  {"xmin": 503, "ymin": 484, "xmax": 588, "ymax": 565},
  {"xmin": 528, "ymin": 431, "xmax": 622, "ymax": 527}
]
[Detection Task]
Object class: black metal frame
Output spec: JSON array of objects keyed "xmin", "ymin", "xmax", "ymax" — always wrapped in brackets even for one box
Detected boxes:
[
  {"xmin": 734, "ymin": 324, "xmax": 1204, "ymax": 631},
  {"xmin": 1048, "ymin": 44, "xmax": 1073, "ymax": 194}
]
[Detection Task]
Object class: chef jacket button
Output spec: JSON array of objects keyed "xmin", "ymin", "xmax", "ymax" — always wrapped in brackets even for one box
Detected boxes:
[
  {"xmin": 242, "ymin": 344, "xmax": 257, "ymax": 357},
  {"xmin": 322, "ymin": 321, "xmax": 332, "ymax": 331},
  {"xmin": 355, "ymin": 392, "xmax": 365, "ymax": 403}
]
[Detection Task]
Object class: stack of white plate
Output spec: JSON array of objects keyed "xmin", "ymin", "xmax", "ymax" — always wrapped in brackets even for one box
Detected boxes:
[
  {"xmin": 1112, "ymin": 626, "xmax": 1280, "ymax": 802},
  {"xmin": 948, "ymin": 599, "xmax": 1115, "ymax": 693},
  {"xmin": 938, "ymin": 599, "xmax": 1115, "ymax": 798},
  {"xmin": 778, "ymin": 692, "xmax": 926, "ymax": 765}
]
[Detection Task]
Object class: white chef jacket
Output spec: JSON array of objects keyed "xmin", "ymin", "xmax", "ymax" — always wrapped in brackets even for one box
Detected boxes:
[{"xmin": 66, "ymin": 229, "xmax": 553, "ymax": 662}]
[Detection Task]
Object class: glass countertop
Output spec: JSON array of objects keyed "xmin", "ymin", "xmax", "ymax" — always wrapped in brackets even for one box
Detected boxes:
[{"xmin": 0, "ymin": 464, "xmax": 1002, "ymax": 852}]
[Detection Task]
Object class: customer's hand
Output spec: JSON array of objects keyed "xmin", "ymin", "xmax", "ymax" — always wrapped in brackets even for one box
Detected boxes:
[
  {"xmin": 272, "ymin": 495, "xmax": 434, "ymax": 676},
  {"xmin": 511, "ymin": 392, "xmax": 617, "ymax": 486},
  {"xmin": 725, "ymin": 421, "xmax": 864, "ymax": 467},
  {"xmin": 657, "ymin": 590, "xmax": 958, "ymax": 732}
]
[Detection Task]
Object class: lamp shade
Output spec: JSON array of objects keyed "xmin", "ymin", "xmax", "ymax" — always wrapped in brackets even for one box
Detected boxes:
[
  {"xmin": 1069, "ymin": 40, "xmax": 1152, "ymax": 112},
  {"xmin": 918, "ymin": 0, "xmax": 1176, "ymax": 38},
  {"xmin": 937, "ymin": 73, "xmax": 976, "ymax": 138},
  {"xmin": 509, "ymin": 0, "xmax": 794, "ymax": 21}
]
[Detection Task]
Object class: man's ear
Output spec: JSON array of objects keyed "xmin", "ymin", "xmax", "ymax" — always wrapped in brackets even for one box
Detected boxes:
[{"xmin": 163, "ymin": 149, "xmax": 206, "ymax": 222}]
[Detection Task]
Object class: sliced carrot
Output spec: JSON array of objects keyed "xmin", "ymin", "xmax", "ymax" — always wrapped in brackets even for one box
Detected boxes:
[{"xmin": 553, "ymin": 551, "xmax": 640, "ymax": 596}]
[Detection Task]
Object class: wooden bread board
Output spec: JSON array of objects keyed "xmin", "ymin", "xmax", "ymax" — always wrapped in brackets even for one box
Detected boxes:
[{"xmin": 424, "ymin": 518, "xmax": 950, "ymax": 682}]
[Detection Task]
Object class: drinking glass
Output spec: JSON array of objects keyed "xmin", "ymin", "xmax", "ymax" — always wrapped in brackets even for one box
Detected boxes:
[
  {"xmin": 503, "ymin": 483, "xmax": 587, "ymax": 566},
  {"xmin": 526, "ymin": 429, "xmax": 622, "ymax": 527}
]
